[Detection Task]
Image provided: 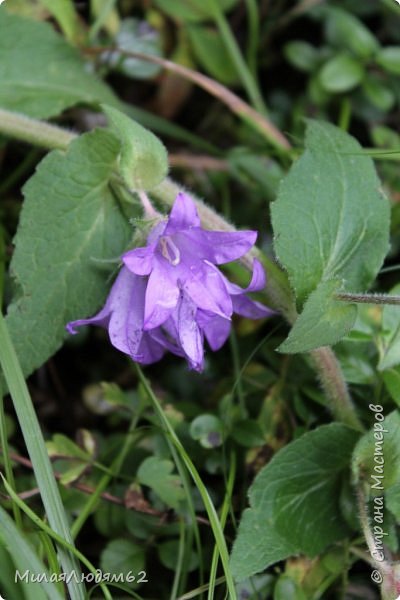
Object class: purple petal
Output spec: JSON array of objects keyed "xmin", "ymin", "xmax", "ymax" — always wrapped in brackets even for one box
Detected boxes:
[
  {"xmin": 183, "ymin": 261, "xmax": 233, "ymax": 319},
  {"xmin": 174, "ymin": 295, "xmax": 204, "ymax": 371},
  {"xmin": 107, "ymin": 269, "xmax": 146, "ymax": 356},
  {"xmin": 66, "ymin": 307, "xmax": 110, "ymax": 335},
  {"xmin": 176, "ymin": 229, "xmax": 257, "ymax": 264},
  {"xmin": 224, "ymin": 259, "xmax": 267, "ymax": 295},
  {"xmin": 66, "ymin": 268, "xmax": 123, "ymax": 334},
  {"xmin": 123, "ymin": 243, "xmax": 156, "ymax": 276},
  {"xmin": 147, "ymin": 220, "xmax": 167, "ymax": 245},
  {"xmin": 197, "ymin": 311, "xmax": 231, "ymax": 351},
  {"xmin": 135, "ymin": 334, "xmax": 166, "ymax": 364},
  {"xmin": 149, "ymin": 318, "xmax": 185, "ymax": 358},
  {"xmin": 232, "ymin": 295, "xmax": 273, "ymax": 319},
  {"xmin": 143, "ymin": 260, "xmax": 180, "ymax": 329},
  {"xmin": 164, "ymin": 192, "xmax": 200, "ymax": 234}
]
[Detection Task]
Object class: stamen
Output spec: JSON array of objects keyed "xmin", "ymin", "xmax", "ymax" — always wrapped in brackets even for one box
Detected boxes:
[{"xmin": 159, "ymin": 236, "xmax": 181, "ymax": 266}]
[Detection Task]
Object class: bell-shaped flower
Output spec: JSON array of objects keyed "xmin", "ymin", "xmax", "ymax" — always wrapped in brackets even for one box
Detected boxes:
[
  {"xmin": 67, "ymin": 193, "xmax": 273, "ymax": 371},
  {"xmin": 122, "ymin": 193, "xmax": 265, "ymax": 330}
]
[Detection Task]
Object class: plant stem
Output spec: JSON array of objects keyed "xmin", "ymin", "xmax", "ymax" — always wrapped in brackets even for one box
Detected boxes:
[
  {"xmin": 337, "ymin": 292, "xmax": 400, "ymax": 306},
  {"xmin": 137, "ymin": 190, "xmax": 159, "ymax": 218},
  {"xmin": 84, "ymin": 48, "xmax": 291, "ymax": 150},
  {"xmin": 0, "ymin": 108, "xmax": 75, "ymax": 150},
  {"xmin": 310, "ymin": 347, "xmax": 363, "ymax": 430},
  {"xmin": 0, "ymin": 109, "xmax": 360, "ymax": 431}
]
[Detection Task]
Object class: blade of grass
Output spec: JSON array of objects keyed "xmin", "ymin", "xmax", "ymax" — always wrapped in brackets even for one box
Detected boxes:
[
  {"xmin": 1, "ymin": 475, "xmax": 113, "ymax": 600},
  {"xmin": 207, "ymin": 451, "xmax": 236, "ymax": 600},
  {"xmin": 171, "ymin": 517, "xmax": 186, "ymax": 600},
  {"xmin": 0, "ymin": 504, "xmax": 65, "ymax": 600},
  {"xmin": 138, "ymin": 384, "xmax": 205, "ymax": 596},
  {"xmin": 0, "ymin": 312, "xmax": 85, "ymax": 600},
  {"xmin": 244, "ymin": 0, "xmax": 260, "ymax": 78},
  {"xmin": 205, "ymin": 0, "xmax": 268, "ymax": 115},
  {"xmin": 0, "ymin": 386, "xmax": 22, "ymax": 529},
  {"xmin": 38, "ymin": 531, "xmax": 65, "ymax": 598},
  {"xmin": 177, "ymin": 577, "xmax": 226, "ymax": 600},
  {"xmin": 135, "ymin": 365, "xmax": 237, "ymax": 600},
  {"xmin": 89, "ymin": 0, "xmax": 118, "ymax": 41}
]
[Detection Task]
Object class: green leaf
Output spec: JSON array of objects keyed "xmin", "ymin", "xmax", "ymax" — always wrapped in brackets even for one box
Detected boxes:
[
  {"xmin": 4, "ymin": 128, "xmax": 131, "ymax": 379},
  {"xmin": 153, "ymin": 0, "xmax": 238, "ymax": 23},
  {"xmin": 362, "ymin": 75, "xmax": 395, "ymax": 112},
  {"xmin": 231, "ymin": 419, "xmax": 265, "ymax": 447},
  {"xmin": 102, "ymin": 104, "xmax": 168, "ymax": 191},
  {"xmin": 187, "ymin": 25, "xmax": 238, "ymax": 85},
  {"xmin": 378, "ymin": 284, "xmax": 400, "ymax": 371},
  {"xmin": 376, "ymin": 46, "xmax": 400, "ymax": 75},
  {"xmin": 382, "ymin": 368, "xmax": 400, "ymax": 408},
  {"xmin": 325, "ymin": 7, "xmax": 379, "ymax": 59},
  {"xmin": 352, "ymin": 410, "xmax": 400, "ymax": 496},
  {"xmin": 274, "ymin": 575, "xmax": 308, "ymax": 600},
  {"xmin": 319, "ymin": 53, "xmax": 365, "ymax": 93},
  {"xmin": 38, "ymin": 0, "xmax": 82, "ymax": 43},
  {"xmin": 100, "ymin": 539, "xmax": 146, "ymax": 587},
  {"xmin": 106, "ymin": 18, "xmax": 162, "ymax": 80},
  {"xmin": 0, "ymin": 11, "xmax": 117, "ymax": 118},
  {"xmin": 137, "ymin": 456, "xmax": 185, "ymax": 509},
  {"xmin": 158, "ymin": 540, "xmax": 198, "ymax": 571},
  {"xmin": 386, "ymin": 482, "xmax": 400, "ymax": 521},
  {"xmin": 272, "ymin": 121, "xmax": 390, "ymax": 307},
  {"xmin": 278, "ymin": 280, "xmax": 357, "ymax": 354},
  {"xmin": 231, "ymin": 424, "xmax": 359, "ymax": 581},
  {"xmin": 190, "ymin": 414, "xmax": 225, "ymax": 448},
  {"xmin": 284, "ymin": 41, "xmax": 319, "ymax": 73},
  {"xmin": 46, "ymin": 433, "xmax": 91, "ymax": 461},
  {"xmin": 271, "ymin": 120, "xmax": 390, "ymax": 351}
]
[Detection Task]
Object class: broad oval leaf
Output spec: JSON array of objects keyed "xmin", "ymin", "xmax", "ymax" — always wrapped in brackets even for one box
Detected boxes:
[
  {"xmin": 271, "ymin": 121, "xmax": 390, "ymax": 308},
  {"xmin": 102, "ymin": 104, "xmax": 168, "ymax": 191},
  {"xmin": 231, "ymin": 424, "xmax": 360, "ymax": 581},
  {"xmin": 319, "ymin": 54, "xmax": 365, "ymax": 93},
  {"xmin": 4, "ymin": 128, "xmax": 131, "ymax": 379},
  {"xmin": 0, "ymin": 11, "xmax": 117, "ymax": 118},
  {"xmin": 325, "ymin": 7, "xmax": 379, "ymax": 59},
  {"xmin": 376, "ymin": 46, "xmax": 400, "ymax": 75}
]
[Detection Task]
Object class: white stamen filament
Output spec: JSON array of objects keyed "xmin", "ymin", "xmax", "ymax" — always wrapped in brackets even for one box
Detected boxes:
[{"xmin": 159, "ymin": 236, "xmax": 181, "ymax": 266}]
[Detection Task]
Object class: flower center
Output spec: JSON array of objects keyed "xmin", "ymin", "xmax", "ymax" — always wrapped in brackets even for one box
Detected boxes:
[{"xmin": 159, "ymin": 236, "xmax": 181, "ymax": 266}]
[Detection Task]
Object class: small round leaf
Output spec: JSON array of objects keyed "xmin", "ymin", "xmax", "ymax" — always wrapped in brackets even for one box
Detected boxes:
[{"xmin": 319, "ymin": 54, "xmax": 364, "ymax": 93}]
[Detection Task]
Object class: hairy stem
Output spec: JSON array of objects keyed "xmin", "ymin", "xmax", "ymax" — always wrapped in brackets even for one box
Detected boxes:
[
  {"xmin": 0, "ymin": 108, "xmax": 75, "ymax": 150},
  {"xmin": 310, "ymin": 347, "xmax": 363, "ymax": 430},
  {"xmin": 337, "ymin": 292, "xmax": 400, "ymax": 306},
  {"xmin": 0, "ymin": 108, "xmax": 360, "ymax": 430}
]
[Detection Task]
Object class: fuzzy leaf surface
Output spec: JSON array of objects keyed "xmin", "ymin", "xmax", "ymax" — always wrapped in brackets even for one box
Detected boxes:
[
  {"xmin": 271, "ymin": 120, "xmax": 390, "ymax": 308},
  {"xmin": 231, "ymin": 424, "xmax": 359, "ymax": 581},
  {"xmin": 0, "ymin": 11, "xmax": 117, "ymax": 118},
  {"xmin": 5, "ymin": 129, "xmax": 131, "ymax": 379}
]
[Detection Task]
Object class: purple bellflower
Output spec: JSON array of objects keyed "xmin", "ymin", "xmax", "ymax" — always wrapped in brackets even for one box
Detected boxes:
[{"xmin": 67, "ymin": 193, "xmax": 272, "ymax": 371}]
